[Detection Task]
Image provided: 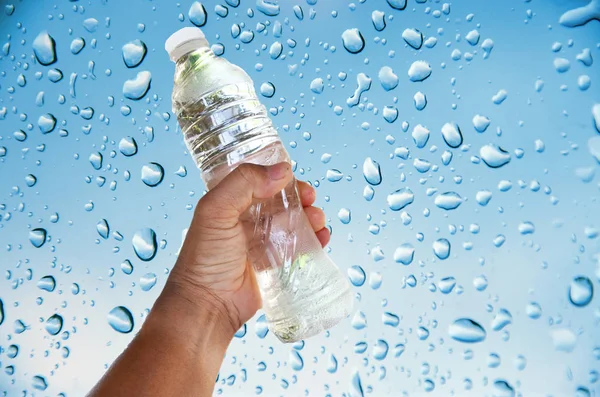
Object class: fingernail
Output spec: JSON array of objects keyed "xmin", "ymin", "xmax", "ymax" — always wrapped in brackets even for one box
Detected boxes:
[{"xmin": 268, "ymin": 163, "xmax": 289, "ymax": 180}]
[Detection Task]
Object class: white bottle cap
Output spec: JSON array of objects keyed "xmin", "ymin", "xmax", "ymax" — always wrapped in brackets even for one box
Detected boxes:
[{"xmin": 165, "ymin": 27, "xmax": 209, "ymax": 62}]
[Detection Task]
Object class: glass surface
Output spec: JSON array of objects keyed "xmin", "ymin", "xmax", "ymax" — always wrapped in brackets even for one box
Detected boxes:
[{"xmin": 0, "ymin": 0, "xmax": 599, "ymax": 395}]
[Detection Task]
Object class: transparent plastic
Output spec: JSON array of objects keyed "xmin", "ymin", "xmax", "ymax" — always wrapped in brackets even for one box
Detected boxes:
[{"xmin": 168, "ymin": 30, "xmax": 353, "ymax": 343}]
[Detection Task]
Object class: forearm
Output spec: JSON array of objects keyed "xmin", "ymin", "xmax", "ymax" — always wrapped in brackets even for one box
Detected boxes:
[{"xmin": 88, "ymin": 280, "xmax": 234, "ymax": 397}]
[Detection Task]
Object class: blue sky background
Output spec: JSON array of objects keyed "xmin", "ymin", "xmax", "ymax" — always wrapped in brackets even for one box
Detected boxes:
[{"xmin": 0, "ymin": 0, "xmax": 599, "ymax": 395}]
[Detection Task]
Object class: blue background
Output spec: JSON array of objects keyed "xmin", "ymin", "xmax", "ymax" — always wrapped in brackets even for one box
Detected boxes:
[{"xmin": 0, "ymin": 0, "xmax": 599, "ymax": 395}]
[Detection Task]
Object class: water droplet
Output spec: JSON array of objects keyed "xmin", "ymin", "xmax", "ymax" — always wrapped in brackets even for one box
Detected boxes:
[
  {"xmin": 578, "ymin": 75, "xmax": 591, "ymax": 91},
  {"xmin": 475, "ymin": 190, "xmax": 493, "ymax": 206},
  {"xmin": 38, "ymin": 113, "xmax": 56, "ymax": 134},
  {"xmin": 189, "ymin": 1, "xmax": 207, "ymax": 26},
  {"xmin": 121, "ymin": 259, "xmax": 134, "ymax": 275},
  {"xmin": 412, "ymin": 124, "xmax": 430, "ymax": 148},
  {"xmin": 402, "ymin": 28, "xmax": 423, "ymax": 49},
  {"xmin": 338, "ymin": 208, "xmax": 351, "ymax": 224},
  {"xmin": 347, "ymin": 73, "xmax": 372, "ymax": 107},
  {"xmin": 45, "ymin": 314, "xmax": 63, "ymax": 335},
  {"xmin": 593, "ymin": 104, "xmax": 600, "ymax": 133},
  {"xmin": 25, "ymin": 174, "xmax": 37, "ymax": 187},
  {"xmin": 269, "ymin": 41, "xmax": 283, "ymax": 59},
  {"xmin": 577, "ymin": 48, "xmax": 593, "ymax": 66},
  {"xmin": 473, "ymin": 115, "xmax": 491, "ymax": 132},
  {"xmin": 260, "ymin": 82, "xmax": 275, "ymax": 98},
  {"xmin": 256, "ymin": 0, "xmax": 280, "ymax": 16},
  {"xmin": 71, "ymin": 283, "xmax": 80, "ymax": 295},
  {"xmin": 473, "ymin": 275, "xmax": 488, "ymax": 291},
  {"xmin": 326, "ymin": 169, "xmax": 343, "ymax": 182},
  {"xmin": 4, "ymin": 4, "xmax": 15, "ymax": 15},
  {"xmin": 37, "ymin": 275, "xmax": 56, "ymax": 292},
  {"xmin": 415, "ymin": 158, "xmax": 432, "ymax": 173},
  {"xmin": 122, "ymin": 40, "xmax": 147, "ymax": 68},
  {"xmin": 350, "ymin": 370, "xmax": 365, "ymax": 397},
  {"xmin": 33, "ymin": 31, "xmax": 57, "ymax": 66},
  {"xmin": 89, "ymin": 152, "xmax": 103, "ymax": 170},
  {"xmin": 141, "ymin": 162, "xmax": 165, "ymax": 187},
  {"xmin": 378, "ymin": 66, "xmax": 398, "ymax": 91},
  {"xmin": 6, "ymin": 345, "xmax": 18, "ymax": 359},
  {"xmin": 32, "ymin": 375, "xmax": 48, "ymax": 391},
  {"xmin": 433, "ymin": 238, "xmax": 451, "ymax": 260},
  {"xmin": 123, "ymin": 71, "xmax": 152, "ymax": 100},
  {"xmin": 387, "ymin": 188, "xmax": 414, "ymax": 211},
  {"xmin": 569, "ymin": 276, "xmax": 593, "ymax": 307},
  {"xmin": 408, "ymin": 61, "xmax": 432, "ymax": 82},
  {"xmin": 439, "ymin": 277, "xmax": 456, "ymax": 294},
  {"xmin": 351, "ymin": 311, "xmax": 367, "ymax": 330},
  {"xmin": 96, "ymin": 219, "xmax": 110, "ymax": 239},
  {"xmin": 491, "ymin": 308, "xmax": 513, "ymax": 331},
  {"xmin": 289, "ymin": 350, "xmax": 304, "ymax": 371},
  {"xmin": 480, "ymin": 144, "xmax": 511, "ymax": 168},
  {"xmin": 382, "ymin": 106, "xmax": 398, "ymax": 123},
  {"xmin": 553, "ymin": 57, "xmax": 571, "ymax": 73},
  {"xmin": 435, "ymin": 192, "xmax": 463, "ymax": 210},
  {"xmin": 83, "ymin": 17, "xmax": 99, "ymax": 32},
  {"xmin": 386, "ymin": 0, "xmax": 407, "ymax": 10},
  {"xmin": 465, "ymin": 29, "xmax": 480, "ymax": 45},
  {"xmin": 70, "ymin": 37, "xmax": 85, "ymax": 54},
  {"xmin": 326, "ymin": 353, "xmax": 338, "ymax": 373},
  {"xmin": 108, "ymin": 306, "xmax": 134, "ymax": 333},
  {"xmin": 29, "ymin": 228, "xmax": 47, "ymax": 248},
  {"xmin": 348, "ymin": 265, "xmax": 366, "ymax": 287},
  {"xmin": 140, "ymin": 273, "xmax": 157, "ymax": 291},
  {"xmin": 526, "ymin": 302, "xmax": 542, "ymax": 319},
  {"xmin": 394, "ymin": 244, "xmax": 415, "ymax": 265},
  {"xmin": 372, "ymin": 10, "xmax": 386, "ymax": 31},
  {"xmin": 492, "ymin": 89, "xmax": 508, "ymax": 104},
  {"xmin": 341, "ymin": 28, "xmax": 365, "ymax": 54},
  {"xmin": 441, "ymin": 122, "xmax": 463, "ymax": 148},
  {"xmin": 0, "ymin": 299, "xmax": 4, "ymax": 326},
  {"xmin": 119, "ymin": 137, "xmax": 138, "ymax": 156},
  {"xmin": 414, "ymin": 91, "xmax": 427, "ymax": 110},
  {"xmin": 576, "ymin": 387, "xmax": 591, "ymax": 397},
  {"xmin": 363, "ymin": 157, "xmax": 382, "ymax": 185},
  {"xmin": 493, "ymin": 234, "xmax": 506, "ymax": 247},
  {"xmin": 255, "ymin": 314, "xmax": 269, "ymax": 338},
  {"xmin": 310, "ymin": 77, "xmax": 324, "ymax": 94},
  {"xmin": 373, "ymin": 339, "xmax": 389, "ymax": 360},
  {"xmin": 518, "ymin": 221, "xmax": 535, "ymax": 235},
  {"xmin": 449, "ymin": 318, "xmax": 486, "ymax": 343},
  {"xmin": 132, "ymin": 228, "xmax": 157, "ymax": 261}
]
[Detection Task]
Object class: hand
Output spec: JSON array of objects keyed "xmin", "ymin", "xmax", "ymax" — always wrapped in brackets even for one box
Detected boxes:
[{"xmin": 167, "ymin": 162, "xmax": 330, "ymax": 336}]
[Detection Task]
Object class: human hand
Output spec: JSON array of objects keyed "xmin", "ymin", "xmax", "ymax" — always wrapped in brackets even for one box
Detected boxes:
[{"xmin": 167, "ymin": 162, "xmax": 330, "ymax": 336}]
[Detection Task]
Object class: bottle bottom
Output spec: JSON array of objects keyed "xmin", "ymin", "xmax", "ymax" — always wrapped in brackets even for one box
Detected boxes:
[{"xmin": 256, "ymin": 248, "xmax": 354, "ymax": 343}]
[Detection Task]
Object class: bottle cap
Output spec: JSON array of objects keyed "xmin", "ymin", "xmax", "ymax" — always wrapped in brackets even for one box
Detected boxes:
[{"xmin": 165, "ymin": 27, "xmax": 209, "ymax": 62}]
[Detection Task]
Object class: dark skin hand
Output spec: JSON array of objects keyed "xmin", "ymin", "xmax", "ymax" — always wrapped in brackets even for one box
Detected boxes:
[{"xmin": 88, "ymin": 163, "xmax": 330, "ymax": 397}]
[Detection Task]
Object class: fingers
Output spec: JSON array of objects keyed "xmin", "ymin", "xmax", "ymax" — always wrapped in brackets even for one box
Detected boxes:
[
  {"xmin": 297, "ymin": 181, "xmax": 316, "ymax": 207},
  {"xmin": 304, "ymin": 206, "xmax": 326, "ymax": 232},
  {"xmin": 315, "ymin": 228, "xmax": 331, "ymax": 248},
  {"xmin": 197, "ymin": 162, "xmax": 292, "ymax": 229}
]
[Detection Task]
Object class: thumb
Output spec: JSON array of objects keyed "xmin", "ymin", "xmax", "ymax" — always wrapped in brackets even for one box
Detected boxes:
[{"xmin": 196, "ymin": 162, "xmax": 293, "ymax": 228}]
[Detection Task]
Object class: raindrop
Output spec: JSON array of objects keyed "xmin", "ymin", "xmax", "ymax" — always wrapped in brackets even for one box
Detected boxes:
[
  {"xmin": 386, "ymin": 0, "xmax": 407, "ymax": 10},
  {"xmin": 576, "ymin": 48, "xmax": 593, "ymax": 66},
  {"xmin": 256, "ymin": 0, "xmax": 280, "ymax": 16},
  {"xmin": 578, "ymin": 75, "xmax": 591, "ymax": 91},
  {"xmin": 382, "ymin": 106, "xmax": 398, "ymax": 123},
  {"xmin": 123, "ymin": 71, "xmax": 152, "ymax": 100},
  {"xmin": 108, "ymin": 306, "xmax": 134, "ymax": 333},
  {"xmin": 408, "ymin": 61, "xmax": 432, "ymax": 82},
  {"xmin": 70, "ymin": 37, "xmax": 85, "ymax": 54},
  {"xmin": 338, "ymin": 208, "xmax": 351, "ymax": 224},
  {"xmin": 25, "ymin": 174, "xmax": 37, "ymax": 187},
  {"xmin": 441, "ymin": 122, "xmax": 463, "ymax": 148},
  {"xmin": 97, "ymin": 219, "xmax": 110, "ymax": 239},
  {"xmin": 289, "ymin": 350, "xmax": 304, "ymax": 371},
  {"xmin": 348, "ymin": 265, "xmax": 366, "ymax": 287},
  {"xmin": 593, "ymin": 104, "xmax": 600, "ymax": 133},
  {"xmin": 480, "ymin": 144, "xmax": 511, "ymax": 168},
  {"xmin": 402, "ymin": 28, "xmax": 423, "ymax": 49},
  {"xmin": 378, "ymin": 66, "xmax": 398, "ymax": 91},
  {"xmin": 449, "ymin": 318, "xmax": 486, "ymax": 343},
  {"xmin": 32, "ymin": 375, "xmax": 48, "ymax": 391},
  {"xmin": 45, "ymin": 314, "xmax": 63, "ymax": 335},
  {"xmin": 433, "ymin": 238, "xmax": 451, "ymax": 260},
  {"xmin": 412, "ymin": 124, "xmax": 430, "ymax": 148},
  {"xmin": 89, "ymin": 152, "xmax": 103, "ymax": 170},
  {"xmin": 473, "ymin": 115, "xmax": 491, "ymax": 132},
  {"xmin": 518, "ymin": 221, "xmax": 535, "ymax": 235},
  {"xmin": 121, "ymin": 259, "xmax": 134, "ymax": 275},
  {"xmin": 122, "ymin": 40, "xmax": 147, "ymax": 68},
  {"xmin": 373, "ymin": 339, "xmax": 389, "ymax": 360},
  {"xmin": 0, "ymin": 299, "xmax": 4, "ymax": 325},
  {"xmin": 350, "ymin": 370, "xmax": 365, "ymax": 397},
  {"xmin": 132, "ymin": 228, "xmax": 158, "ymax": 261},
  {"xmin": 492, "ymin": 380, "xmax": 515, "ymax": 397},
  {"xmin": 326, "ymin": 169, "xmax": 343, "ymax": 182},
  {"xmin": 33, "ymin": 31, "xmax": 57, "ymax": 66},
  {"xmin": 38, "ymin": 113, "xmax": 57, "ymax": 134},
  {"xmin": 439, "ymin": 277, "xmax": 456, "ymax": 294},
  {"xmin": 465, "ymin": 30, "xmax": 480, "ymax": 45},
  {"xmin": 310, "ymin": 77, "xmax": 324, "ymax": 94},
  {"xmin": 435, "ymin": 192, "xmax": 463, "ymax": 210},
  {"xmin": 141, "ymin": 162, "xmax": 165, "ymax": 187},
  {"xmin": 387, "ymin": 188, "xmax": 414, "ymax": 211},
  {"xmin": 119, "ymin": 137, "xmax": 138, "ymax": 156},
  {"xmin": 189, "ymin": 1, "xmax": 207, "ymax": 26},
  {"xmin": 473, "ymin": 275, "xmax": 488, "ymax": 291},
  {"xmin": 37, "ymin": 275, "xmax": 56, "ymax": 292},
  {"xmin": 351, "ymin": 311, "xmax": 367, "ymax": 330},
  {"xmin": 491, "ymin": 309, "xmax": 513, "ymax": 331},
  {"xmin": 553, "ymin": 58, "xmax": 570, "ymax": 73},
  {"xmin": 526, "ymin": 302, "xmax": 542, "ymax": 319},
  {"xmin": 551, "ymin": 328, "xmax": 577, "ymax": 352},
  {"xmin": 569, "ymin": 276, "xmax": 593, "ymax": 307},
  {"xmin": 492, "ymin": 89, "xmax": 508, "ymax": 104},
  {"xmin": 260, "ymin": 82, "xmax": 275, "ymax": 98},
  {"xmin": 269, "ymin": 41, "xmax": 283, "ymax": 59},
  {"xmin": 255, "ymin": 314, "xmax": 269, "ymax": 338},
  {"xmin": 326, "ymin": 354, "xmax": 338, "ymax": 373},
  {"xmin": 394, "ymin": 244, "xmax": 415, "ymax": 265},
  {"xmin": 363, "ymin": 157, "xmax": 382, "ymax": 185},
  {"xmin": 372, "ymin": 10, "xmax": 386, "ymax": 31},
  {"xmin": 341, "ymin": 28, "xmax": 365, "ymax": 54},
  {"xmin": 83, "ymin": 18, "xmax": 99, "ymax": 32},
  {"xmin": 476, "ymin": 190, "xmax": 492, "ymax": 206},
  {"xmin": 414, "ymin": 92, "xmax": 427, "ymax": 110},
  {"xmin": 29, "ymin": 228, "xmax": 47, "ymax": 248},
  {"xmin": 140, "ymin": 273, "xmax": 157, "ymax": 291}
]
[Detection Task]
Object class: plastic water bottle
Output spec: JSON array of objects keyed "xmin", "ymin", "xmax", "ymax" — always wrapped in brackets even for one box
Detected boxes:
[{"xmin": 165, "ymin": 27, "xmax": 353, "ymax": 343}]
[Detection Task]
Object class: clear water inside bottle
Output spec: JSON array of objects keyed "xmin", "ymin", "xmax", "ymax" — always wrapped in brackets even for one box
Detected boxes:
[{"xmin": 171, "ymin": 46, "xmax": 353, "ymax": 342}]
